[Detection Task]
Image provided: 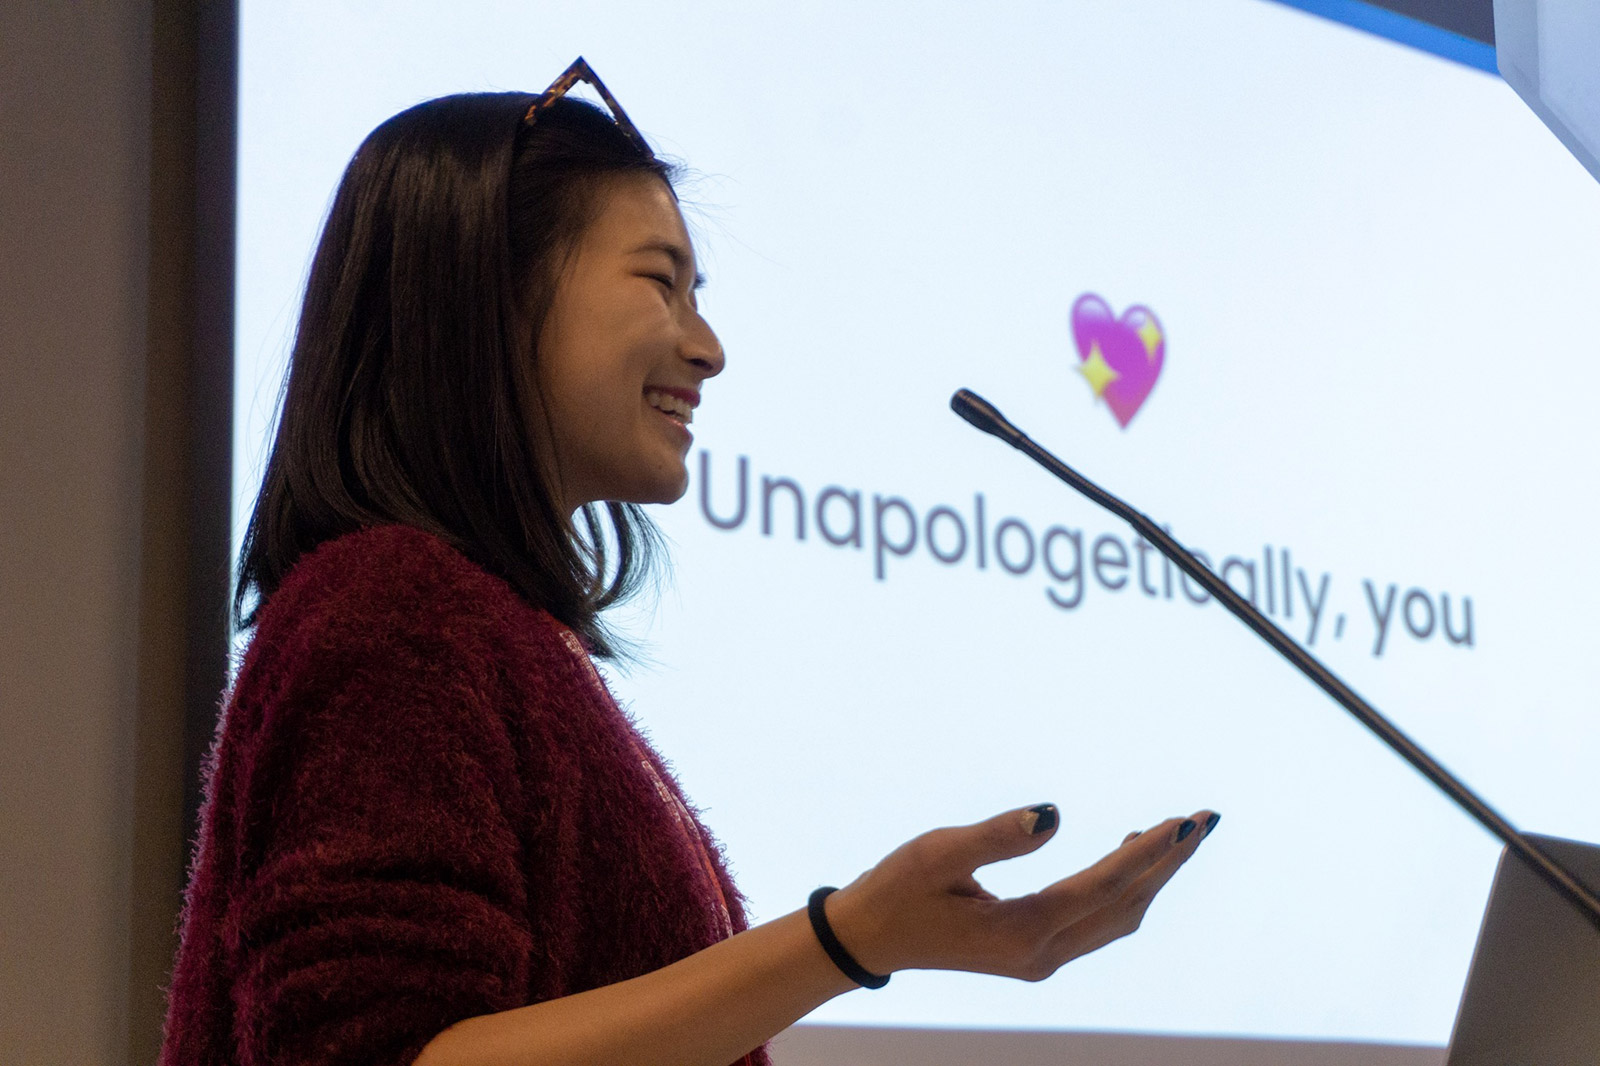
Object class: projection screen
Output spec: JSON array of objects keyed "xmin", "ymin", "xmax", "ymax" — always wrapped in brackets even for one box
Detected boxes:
[{"xmin": 234, "ymin": 2, "xmax": 1600, "ymax": 1060}]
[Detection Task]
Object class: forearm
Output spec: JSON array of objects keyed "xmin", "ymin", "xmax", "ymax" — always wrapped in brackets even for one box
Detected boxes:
[{"xmin": 413, "ymin": 906, "xmax": 859, "ymax": 1066}]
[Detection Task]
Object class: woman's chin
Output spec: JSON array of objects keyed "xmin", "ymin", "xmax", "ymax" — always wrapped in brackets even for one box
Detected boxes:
[
  {"xmin": 651, "ymin": 477, "xmax": 690, "ymax": 506},
  {"xmin": 604, "ymin": 471, "xmax": 689, "ymax": 508}
]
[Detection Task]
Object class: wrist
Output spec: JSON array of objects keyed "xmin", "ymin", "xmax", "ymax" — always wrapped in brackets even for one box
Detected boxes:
[{"xmin": 817, "ymin": 883, "xmax": 896, "ymax": 981}]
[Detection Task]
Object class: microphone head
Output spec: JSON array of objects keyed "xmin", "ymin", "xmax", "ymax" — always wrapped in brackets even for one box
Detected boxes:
[{"xmin": 950, "ymin": 389, "xmax": 1023, "ymax": 444}]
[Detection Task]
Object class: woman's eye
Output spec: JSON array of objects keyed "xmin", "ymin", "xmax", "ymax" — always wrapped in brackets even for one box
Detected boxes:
[{"xmin": 646, "ymin": 273, "xmax": 674, "ymax": 290}]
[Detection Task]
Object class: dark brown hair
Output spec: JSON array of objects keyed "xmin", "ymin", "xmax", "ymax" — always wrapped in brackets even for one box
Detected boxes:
[{"xmin": 235, "ymin": 92, "xmax": 673, "ymax": 656}]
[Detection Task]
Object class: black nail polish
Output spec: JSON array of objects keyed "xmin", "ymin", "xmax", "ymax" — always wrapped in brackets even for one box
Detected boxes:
[
  {"xmin": 1175, "ymin": 819, "xmax": 1197, "ymax": 843},
  {"xmin": 1027, "ymin": 803, "xmax": 1059, "ymax": 835},
  {"xmin": 1202, "ymin": 812, "xmax": 1221, "ymax": 838}
]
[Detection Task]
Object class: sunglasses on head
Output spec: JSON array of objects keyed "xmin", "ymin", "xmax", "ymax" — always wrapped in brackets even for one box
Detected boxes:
[{"xmin": 524, "ymin": 56, "xmax": 655, "ymax": 161}]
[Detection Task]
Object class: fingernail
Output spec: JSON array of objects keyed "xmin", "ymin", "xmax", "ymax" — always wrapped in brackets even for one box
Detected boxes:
[
  {"xmin": 1201, "ymin": 812, "xmax": 1221, "ymax": 839},
  {"xmin": 1024, "ymin": 803, "xmax": 1059, "ymax": 836},
  {"xmin": 1174, "ymin": 819, "xmax": 1198, "ymax": 843}
]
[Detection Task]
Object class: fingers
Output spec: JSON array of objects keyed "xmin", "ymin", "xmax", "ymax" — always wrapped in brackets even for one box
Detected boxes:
[
  {"xmin": 822, "ymin": 804, "xmax": 1061, "ymax": 975},
  {"xmin": 950, "ymin": 808, "xmax": 1218, "ymax": 982},
  {"xmin": 1035, "ymin": 810, "xmax": 1216, "ymax": 923},
  {"xmin": 957, "ymin": 811, "xmax": 1213, "ymax": 981},
  {"xmin": 1041, "ymin": 832, "xmax": 1203, "ymax": 966},
  {"xmin": 848, "ymin": 804, "xmax": 1216, "ymax": 981},
  {"xmin": 924, "ymin": 803, "xmax": 1062, "ymax": 874}
]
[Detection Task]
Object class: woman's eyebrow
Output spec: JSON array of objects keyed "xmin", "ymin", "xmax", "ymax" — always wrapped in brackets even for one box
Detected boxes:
[{"xmin": 630, "ymin": 239, "xmax": 707, "ymax": 289}]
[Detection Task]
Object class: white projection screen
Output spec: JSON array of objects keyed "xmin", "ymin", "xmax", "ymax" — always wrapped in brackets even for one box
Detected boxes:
[{"xmin": 235, "ymin": 2, "xmax": 1600, "ymax": 1062}]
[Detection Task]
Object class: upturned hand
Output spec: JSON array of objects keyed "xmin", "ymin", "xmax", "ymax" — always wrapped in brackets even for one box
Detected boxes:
[{"xmin": 821, "ymin": 805, "xmax": 1219, "ymax": 982}]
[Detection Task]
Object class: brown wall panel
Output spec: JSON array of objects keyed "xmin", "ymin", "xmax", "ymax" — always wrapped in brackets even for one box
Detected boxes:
[{"xmin": 1, "ymin": 0, "xmax": 231, "ymax": 1062}]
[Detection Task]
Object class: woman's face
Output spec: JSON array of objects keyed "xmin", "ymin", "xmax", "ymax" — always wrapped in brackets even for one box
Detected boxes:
[{"xmin": 534, "ymin": 173, "xmax": 723, "ymax": 511}]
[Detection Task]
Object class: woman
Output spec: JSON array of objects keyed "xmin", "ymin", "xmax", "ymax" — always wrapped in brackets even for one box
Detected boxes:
[{"xmin": 161, "ymin": 62, "xmax": 1217, "ymax": 1066}]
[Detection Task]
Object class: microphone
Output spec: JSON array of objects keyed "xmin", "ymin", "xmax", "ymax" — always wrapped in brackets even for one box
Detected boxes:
[
  {"xmin": 950, "ymin": 387, "xmax": 1600, "ymax": 932},
  {"xmin": 951, "ymin": 390, "xmax": 1023, "ymax": 445}
]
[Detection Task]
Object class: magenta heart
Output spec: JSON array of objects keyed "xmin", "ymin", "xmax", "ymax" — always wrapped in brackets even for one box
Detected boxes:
[{"xmin": 1070, "ymin": 293, "xmax": 1165, "ymax": 429}]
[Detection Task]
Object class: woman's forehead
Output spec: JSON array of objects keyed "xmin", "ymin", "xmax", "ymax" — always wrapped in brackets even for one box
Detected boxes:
[{"xmin": 586, "ymin": 175, "xmax": 693, "ymax": 259}]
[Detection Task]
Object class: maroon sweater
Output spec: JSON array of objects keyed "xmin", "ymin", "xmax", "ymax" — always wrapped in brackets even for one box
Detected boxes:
[{"xmin": 161, "ymin": 525, "xmax": 766, "ymax": 1066}]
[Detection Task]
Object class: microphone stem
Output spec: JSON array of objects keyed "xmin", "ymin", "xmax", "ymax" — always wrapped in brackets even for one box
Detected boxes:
[{"xmin": 1001, "ymin": 424, "xmax": 1600, "ymax": 934}]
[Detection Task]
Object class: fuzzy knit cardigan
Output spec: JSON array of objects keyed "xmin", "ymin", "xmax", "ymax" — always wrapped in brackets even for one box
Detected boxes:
[{"xmin": 160, "ymin": 525, "xmax": 767, "ymax": 1066}]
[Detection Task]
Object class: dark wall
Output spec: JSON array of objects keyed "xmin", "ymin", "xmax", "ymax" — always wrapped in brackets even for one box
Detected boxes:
[
  {"xmin": 0, "ymin": 1, "xmax": 233, "ymax": 1062},
  {"xmin": 1366, "ymin": 0, "xmax": 1495, "ymax": 44}
]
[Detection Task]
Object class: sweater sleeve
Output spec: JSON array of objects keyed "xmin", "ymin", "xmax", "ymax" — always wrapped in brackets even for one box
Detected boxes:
[{"xmin": 222, "ymin": 545, "xmax": 536, "ymax": 1066}]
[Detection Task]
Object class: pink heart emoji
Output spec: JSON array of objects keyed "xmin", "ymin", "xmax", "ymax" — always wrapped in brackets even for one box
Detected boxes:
[{"xmin": 1071, "ymin": 293, "xmax": 1165, "ymax": 429}]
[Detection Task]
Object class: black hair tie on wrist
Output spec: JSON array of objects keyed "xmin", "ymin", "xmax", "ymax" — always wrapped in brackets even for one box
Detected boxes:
[{"xmin": 807, "ymin": 887, "xmax": 891, "ymax": 989}]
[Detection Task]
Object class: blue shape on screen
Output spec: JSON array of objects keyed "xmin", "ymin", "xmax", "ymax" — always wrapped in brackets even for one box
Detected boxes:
[{"xmin": 1269, "ymin": 0, "xmax": 1499, "ymax": 74}]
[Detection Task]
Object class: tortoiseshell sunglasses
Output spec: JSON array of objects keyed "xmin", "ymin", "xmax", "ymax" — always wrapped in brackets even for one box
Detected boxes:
[{"xmin": 523, "ymin": 56, "xmax": 655, "ymax": 161}]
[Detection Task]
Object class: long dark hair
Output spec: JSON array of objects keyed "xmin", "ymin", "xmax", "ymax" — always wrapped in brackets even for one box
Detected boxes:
[{"xmin": 236, "ymin": 92, "xmax": 672, "ymax": 657}]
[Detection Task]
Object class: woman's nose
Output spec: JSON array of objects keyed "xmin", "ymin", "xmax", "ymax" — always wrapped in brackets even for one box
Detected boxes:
[{"xmin": 683, "ymin": 310, "xmax": 725, "ymax": 378}]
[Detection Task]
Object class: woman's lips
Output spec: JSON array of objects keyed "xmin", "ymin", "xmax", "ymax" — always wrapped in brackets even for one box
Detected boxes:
[{"xmin": 644, "ymin": 387, "xmax": 697, "ymax": 423}]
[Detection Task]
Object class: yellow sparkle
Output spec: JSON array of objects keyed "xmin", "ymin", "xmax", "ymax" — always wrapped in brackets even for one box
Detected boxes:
[
  {"xmin": 1137, "ymin": 317, "xmax": 1162, "ymax": 358},
  {"xmin": 1078, "ymin": 343, "xmax": 1120, "ymax": 399}
]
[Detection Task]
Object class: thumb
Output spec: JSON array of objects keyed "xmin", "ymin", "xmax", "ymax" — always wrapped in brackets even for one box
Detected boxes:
[{"xmin": 935, "ymin": 803, "xmax": 1060, "ymax": 873}]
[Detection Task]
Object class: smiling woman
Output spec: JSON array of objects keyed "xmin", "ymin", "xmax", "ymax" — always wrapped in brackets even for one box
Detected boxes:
[
  {"xmin": 159, "ymin": 65, "xmax": 1216, "ymax": 1066},
  {"xmin": 231, "ymin": 90, "xmax": 674, "ymax": 658}
]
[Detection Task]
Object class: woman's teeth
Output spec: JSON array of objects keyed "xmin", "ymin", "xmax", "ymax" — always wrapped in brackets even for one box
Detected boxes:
[{"xmin": 645, "ymin": 390, "xmax": 693, "ymax": 424}]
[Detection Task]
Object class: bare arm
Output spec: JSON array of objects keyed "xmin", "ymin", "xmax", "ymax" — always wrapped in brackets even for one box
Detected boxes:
[
  {"xmin": 415, "ymin": 905, "xmax": 848, "ymax": 1066},
  {"xmin": 414, "ymin": 806, "xmax": 1217, "ymax": 1066}
]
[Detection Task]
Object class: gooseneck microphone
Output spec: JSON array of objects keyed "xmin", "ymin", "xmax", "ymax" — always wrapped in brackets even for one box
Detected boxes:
[{"xmin": 951, "ymin": 387, "xmax": 1600, "ymax": 932}]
